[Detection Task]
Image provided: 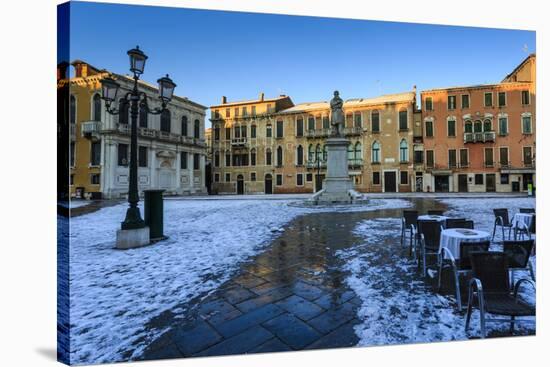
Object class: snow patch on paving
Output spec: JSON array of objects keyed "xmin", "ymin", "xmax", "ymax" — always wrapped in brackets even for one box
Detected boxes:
[{"xmin": 68, "ymin": 198, "xmax": 410, "ymax": 364}]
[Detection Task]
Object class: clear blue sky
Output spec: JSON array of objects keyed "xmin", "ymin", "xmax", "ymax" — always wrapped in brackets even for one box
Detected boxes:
[{"xmin": 65, "ymin": 1, "xmax": 535, "ymax": 126}]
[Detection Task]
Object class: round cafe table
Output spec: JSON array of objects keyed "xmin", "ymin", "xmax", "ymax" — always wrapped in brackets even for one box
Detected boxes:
[{"xmin": 439, "ymin": 228, "xmax": 491, "ymax": 259}]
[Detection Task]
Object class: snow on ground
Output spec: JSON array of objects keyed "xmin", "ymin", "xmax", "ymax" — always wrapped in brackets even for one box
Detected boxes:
[
  {"xmin": 68, "ymin": 198, "xmax": 410, "ymax": 364},
  {"xmin": 69, "ymin": 200, "xmax": 92, "ymax": 209},
  {"xmin": 341, "ymin": 198, "xmax": 536, "ymax": 347}
]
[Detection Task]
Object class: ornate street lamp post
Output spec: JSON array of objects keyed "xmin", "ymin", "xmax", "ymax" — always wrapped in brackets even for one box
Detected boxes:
[{"xmin": 101, "ymin": 46, "xmax": 176, "ymax": 233}]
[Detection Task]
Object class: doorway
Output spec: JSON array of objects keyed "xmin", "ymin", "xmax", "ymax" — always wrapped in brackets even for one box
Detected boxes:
[
  {"xmin": 384, "ymin": 171, "xmax": 397, "ymax": 192},
  {"xmin": 237, "ymin": 174, "xmax": 244, "ymax": 195},
  {"xmin": 434, "ymin": 175, "xmax": 449, "ymax": 192},
  {"xmin": 486, "ymin": 174, "xmax": 496, "ymax": 192},
  {"xmin": 415, "ymin": 172, "xmax": 423, "ymax": 192},
  {"xmin": 522, "ymin": 173, "xmax": 533, "ymax": 191},
  {"xmin": 458, "ymin": 174, "xmax": 468, "ymax": 192},
  {"xmin": 264, "ymin": 174, "xmax": 273, "ymax": 194}
]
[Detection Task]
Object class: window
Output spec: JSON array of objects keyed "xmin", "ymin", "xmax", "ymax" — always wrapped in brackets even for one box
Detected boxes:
[
  {"xmin": 90, "ymin": 141, "xmax": 101, "ymax": 166},
  {"xmin": 354, "ymin": 142, "xmax": 362, "ymax": 163},
  {"xmin": 225, "ymin": 126, "xmax": 231, "ymax": 140},
  {"xmin": 426, "ymin": 150, "xmax": 434, "ymax": 168},
  {"xmin": 425, "ymin": 120, "xmax": 434, "ymax": 137},
  {"xmin": 138, "ymin": 146, "xmax": 147, "ymax": 167},
  {"xmin": 90, "ymin": 173, "xmax": 100, "ymax": 185},
  {"xmin": 474, "ymin": 120, "xmax": 482, "ymax": 133},
  {"xmin": 266, "ymin": 148, "xmax": 272, "ymax": 165},
  {"xmin": 464, "ymin": 120, "xmax": 473, "ymax": 133},
  {"xmin": 347, "ymin": 143, "xmax": 354, "ymax": 161},
  {"xmin": 267, "ymin": 104, "xmax": 273, "ymax": 113},
  {"xmin": 461, "ymin": 94, "xmax": 470, "ymax": 109},
  {"xmin": 251, "ymin": 125, "xmax": 257, "ymax": 138},
  {"xmin": 225, "ymin": 152, "xmax": 231, "ymax": 167},
  {"xmin": 447, "ymin": 119, "xmax": 456, "ymax": 137},
  {"xmin": 214, "ymin": 173, "xmax": 220, "ymax": 182},
  {"xmin": 522, "ymin": 116, "xmax": 532, "ymax": 134},
  {"xmin": 448, "ymin": 149, "xmax": 457, "ymax": 168},
  {"xmin": 234, "ymin": 107, "xmax": 239, "ymax": 117},
  {"xmin": 296, "ymin": 145, "xmax": 304, "ymax": 165},
  {"xmin": 240, "ymin": 125, "xmax": 247, "ymax": 138},
  {"xmin": 296, "ymin": 118, "xmax": 304, "ymax": 137},
  {"xmin": 522, "ymin": 90, "xmax": 530, "ymax": 105},
  {"xmin": 322, "ymin": 116, "xmax": 330, "ymax": 129},
  {"xmin": 425, "ymin": 97, "xmax": 433, "ymax": 111},
  {"xmin": 276, "ymin": 174, "xmax": 283, "ymax": 186},
  {"xmin": 119, "ymin": 99, "xmax": 129, "ymax": 124},
  {"xmin": 160, "ymin": 109, "xmax": 171, "ymax": 133},
  {"xmin": 372, "ymin": 172, "xmax": 380, "ymax": 185},
  {"xmin": 306, "ymin": 173, "xmax": 313, "ymax": 182},
  {"xmin": 484, "ymin": 148, "xmax": 494, "ymax": 167},
  {"xmin": 70, "ymin": 174, "xmax": 74, "ymax": 186},
  {"xmin": 307, "ymin": 144, "xmax": 314, "ymax": 162},
  {"xmin": 399, "ymin": 110, "xmax": 408, "ymax": 130},
  {"xmin": 460, "ymin": 149, "xmax": 468, "ymax": 167},
  {"xmin": 413, "ymin": 150, "xmax": 423, "ymax": 164},
  {"xmin": 297, "ymin": 173, "xmax": 304, "ymax": 186},
  {"xmin": 225, "ymin": 108, "xmax": 230, "ymax": 118},
  {"xmin": 266, "ymin": 124, "xmax": 272, "ymax": 138},
  {"xmin": 447, "ymin": 96, "xmax": 456, "ymax": 110},
  {"xmin": 498, "ymin": 92, "xmax": 506, "ymax": 107},
  {"xmin": 251, "ymin": 172, "xmax": 256, "ymax": 181},
  {"xmin": 523, "ymin": 147, "xmax": 533, "ymax": 166},
  {"xmin": 371, "ymin": 111, "xmax": 380, "ymax": 132},
  {"xmin": 193, "ymin": 154, "xmax": 200, "ymax": 170},
  {"xmin": 214, "ymin": 126, "xmax": 220, "ymax": 141},
  {"xmin": 276, "ymin": 146, "xmax": 283, "ymax": 166},
  {"xmin": 251, "ymin": 106, "xmax": 256, "ymax": 116},
  {"xmin": 499, "ymin": 147, "xmax": 509, "ymax": 166},
  {"xmin": 483, "ymin": 119, "xmax": 492, "ymax": 132},
  {"xmin": 139, "ymin": 106, "xmax": 148, "ymax": 128},
  {"xmin": 354, "ymin": 112, "xmax": 362, "ymax": 128},
  {"xmin": 92, "ymin": 94, "xmax": 101, "ymax": 121},
  {"xmin": 118, "ymin": 144, "xmax": 128, "ymax": 166},
  {"xmin": 500, "ymin": 173, "xmax": 509, "ymax": 185},
  {"xmin": 498, "ymin": 117, "xmax": 508, "ymax": 135},
  {"xmin": 214, "ymin": 151, "xmax": 220, "ymax": 167},
  {"xmin": 225, "ymin": 173, "xmax": 231, "ymax": 182},
  {"xmin": 250, "ymin": 149, "xmax": 256, "ymax": 166},
  {"xmin": 346, "ymin": 113, "xmax": 353, "ymax": 128},
  {"xmin": 484, "ymin": 92, "xmax": 493, "ymax": 107},
  {"xmin": 70, "ymin": 95, "xmax": 76, "ymax": 124},
  {"xmin": 399, "ymin": 139, "xmax": 408, "ymax": 162},
  {"xmin": 194, "ymin": 119, "xmax": 200, "ymax": 139},
  {"xmin": 308, "ymin": 116, "xmax": 315, "ymax": 131},
  {"xmin": 181, "ymin": 151, "xmax": 188, "ymax": 169},
  {"xmin": 372, "ymin": 141, "xmax": 381, "ymax": 163},
  {"xmin": 400, "ymin": 171, "xmax": 408, "ymax": 185},
  {"xmin": 234, "ymin": 125, "xmax": 240, "ymax": 139},
  {"xmin": 70, "ymin": 142, "xmax": 75, "ymax": 167},
  {"xmin": 475, "ymin": 174, "xmax": 484, "ymax": 185},
  {"xmin": 276, "ymin": 120, "xmax": 283, "ymax": 138},
  {"xmin": 242, "ymin": 107, "xmax": 247, "ymax": 116}
]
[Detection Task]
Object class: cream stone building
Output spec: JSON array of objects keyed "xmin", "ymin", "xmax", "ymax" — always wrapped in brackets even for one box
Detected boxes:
[{"xmin": 209, "ymin": 90, "xmax": 417, "ymax": 194}]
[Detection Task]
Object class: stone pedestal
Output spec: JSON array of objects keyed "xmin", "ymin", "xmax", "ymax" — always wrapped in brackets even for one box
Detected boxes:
[
  {"xmin": 116, "ymin": 226, "xmax": 150, "ymax": 249},
  {"xmin": 314, "ymin": 137, "xmax": 354, "ymax": 204}
]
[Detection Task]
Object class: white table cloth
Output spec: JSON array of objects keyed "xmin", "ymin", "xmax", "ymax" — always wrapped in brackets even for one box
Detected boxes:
[
  {"xmin": 439, "ymin": 228, "xmax": 491, "ymax": 259},
  {"xmin": 512, "ymin": 213, "xmax": 534, "ymax": 230}
]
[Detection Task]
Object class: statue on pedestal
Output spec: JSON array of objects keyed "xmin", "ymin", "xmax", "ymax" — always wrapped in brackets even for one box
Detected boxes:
[{"xmin": 330, "ymin": 90, "xmax": 344, "ymax": 137}]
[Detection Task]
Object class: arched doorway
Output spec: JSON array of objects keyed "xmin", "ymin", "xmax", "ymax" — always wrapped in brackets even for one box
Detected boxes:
[
  {"xmin": 265, "ymin": 174, "xmax": 273, "ymax": 194},
  {"xmin": 237, "ymin": 174, "xmax": 244, "ymax": 195}
]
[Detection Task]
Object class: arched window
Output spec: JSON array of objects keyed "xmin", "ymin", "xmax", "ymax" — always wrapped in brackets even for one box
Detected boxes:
[
  {"xmin": 194, "ymin": 119, "xmax": 200, "ymax": 138},
  {"xmin": 464, "ymin": 120, "xmax": 473, "ymax": 133},
  {"xmin": 483, "ymin": 119, "xmax": 492, "ymax": 132},
  {"xmin": 296, "ymin": 145, "xmax": 304, "ymax": 165},
  {"xmin": 399, "ymin": 139, "xmax": 408, "ymax": 162},
  {"xmin": 251, "ymin": 124, "xmax": 257, "ymax": 138},
  {"xmin": 266, "ymin": 124, "xmax": 272, "ymax": 138},
  {"xmin": 250, "ymin": 148, "xmax": 256, "ymax": 166},
  {"xmin": 372, "ymin": 141, "xmax": 380, "ymax": 163},
  {"xmin": 354, "ymin": 142, "xmax": 362, "ymax": 161},
  {"xmin": 181, "ymin": 116, "xmax": 188, "ymax": 136},
  {"xmin": 119, "ymin": 98, "xmax": 129, "ymax": 125},
  {"xmin": 347, "ymin": 143, "xmax": 354, "ymax": 160},
  {"xmin": 308, "ymin": 144, "xmax": 314, "ymax": 162},
  {"xmin": 92, "ymin": 94, "xmax": 101, "ymax": 121},
  {"xmin": 474, "ymin": 120, "xmax": 482, "ymax": 133},
  {"xmin": 276, "ymin": 146, "xmax": 283, "ymax": 166},
  {"xmin": 160, "ymin": 109, "xmax": 171, "ymax": 132},
  {"xmin": 69, "ymin": 95, "xmax": 76, "ymax": 124},
  {"xmin": 139, "ymin": 105, "xmax": 148, "ymax": 128},
  {"xmin": 322, "ymin": 144, "xmax": 327, "ymax": 161},
  {"xmin": 266, "ymin": 148, "xmax": 272, "ymax": 165},
  {"xmin": 214, "ymin": 151, "xmax": 220, "ymax": 167},
  {"xmin": 315, "ymin": 144, "xmax": 321, "ymax": 161}
]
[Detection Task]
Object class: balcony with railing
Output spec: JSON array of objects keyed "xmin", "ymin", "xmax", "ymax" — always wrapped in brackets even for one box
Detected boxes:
[
  {"xmin": 231, "ymin": 137, "xmax": 248, "ymax": 146},
  {"xmin": 343, "ymin": 126, "xmax": 362, "ymax": 136},
  {"xmin": 464, "ymin": 131, "xmax": 496, "ymax": 143},
  {"xmin": 305, "ymin": 129, "xmax": 331, "ymax": 138},
  {"xmin": 348, "ymin": 158, "xmax": 364, "ymax": 168},
  {"xmin": 81, "ymin": 121, "xmax": 102, "ymax": 141},
  {"xmin": 306, "ymin": 160, "xmax": 327, "ymax": 169},
  {"xmin": 158, "ymin": 130, "xmax": 182, "ymax": 143},
  {"xmin": 106, "ymin": 124, "xmax": 205, "ymax": 147}
]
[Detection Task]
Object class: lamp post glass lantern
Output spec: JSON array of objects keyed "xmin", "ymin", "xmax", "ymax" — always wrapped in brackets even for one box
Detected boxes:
[{"xmin": 101, "ymin": 46, "xmax": 176, "ymax": 231}]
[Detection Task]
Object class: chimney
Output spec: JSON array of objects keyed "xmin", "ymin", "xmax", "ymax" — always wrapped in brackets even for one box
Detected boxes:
[
  {"xmin": 259, "ymin": 92, "xmax": 264, "ymax": 101},
  {"xmin": 221, "ymin": 96, "xmax": 227, "ymax": 104}
]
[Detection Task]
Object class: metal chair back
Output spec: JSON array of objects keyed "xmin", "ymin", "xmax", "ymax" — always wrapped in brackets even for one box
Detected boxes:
[
  {"xmin": 403, "ymin": 210, "xmax": 419, "ymax": 228},
  {"xmin": 519, "ymin": 208, "xmax": 535, "ymax": 214},
  {"xmin": 458, "ymin": 240, "xmax": 490, "ymax": 270},
  {"xmin": 446, "ymin": 218, "xmax": 467, "ymax": 229},
  {"xmin": 493, "ymin": 208, "xmax": 510, "ymax": 226},
  {"xmin": 463, "ymin": 220, "xmax": 474, "ymax": 229},
  {"xmin": 469, "ymin": 252, "xmax": 510, "ymax": 294},
  {"xmin": 418, "ymin": 220, "xmax": 441, "ymax": 251},
  {"xmin": 427, "ymin": 210, "xmax": 444, "ymax": 216},
  {"xmin": 503, "ymin": 240, "xmax": 534, "ymax": 269}
]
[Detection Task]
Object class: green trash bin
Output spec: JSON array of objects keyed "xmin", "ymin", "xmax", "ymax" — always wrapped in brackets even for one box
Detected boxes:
[{"xmin": 144, "ymin": 189, "xmax": 165, "ymax": 241}]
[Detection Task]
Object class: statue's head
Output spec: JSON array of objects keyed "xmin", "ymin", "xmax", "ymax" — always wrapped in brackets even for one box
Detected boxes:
[{"xmin": 333, "ymin": 90, "xmax": 339, "ymax": 96}]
